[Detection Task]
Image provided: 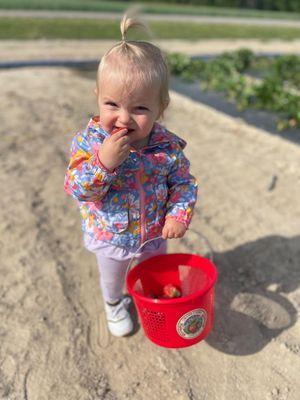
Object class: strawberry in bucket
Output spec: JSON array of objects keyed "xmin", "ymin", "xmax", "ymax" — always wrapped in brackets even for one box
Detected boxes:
[
  {"xmin": 162, "ymin": 284, "xmax": 182, "ymax": 299},
  {"xmin": 147, "ymin": 284, "xmax": 181, "ymax": 299}
]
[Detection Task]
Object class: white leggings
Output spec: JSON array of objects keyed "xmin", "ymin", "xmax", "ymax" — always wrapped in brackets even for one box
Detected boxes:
[{"xmin": 84, "ymin": 234, "xmax": 167, "ymax": 303}]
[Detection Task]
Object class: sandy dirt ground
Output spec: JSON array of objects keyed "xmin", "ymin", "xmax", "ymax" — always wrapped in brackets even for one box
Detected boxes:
[
  {"xmin": 0, "ymin": 40, "xmax": 300, "ymax": 400},
  {"xmin": 1, "ymin": 39, "xmax": 300, "ymax": 63}
]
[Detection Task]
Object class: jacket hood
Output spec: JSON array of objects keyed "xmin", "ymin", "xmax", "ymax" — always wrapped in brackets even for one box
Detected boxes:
[{"xmin": 87, "ymin": 116, "xmax": 186, "ymax": 150}]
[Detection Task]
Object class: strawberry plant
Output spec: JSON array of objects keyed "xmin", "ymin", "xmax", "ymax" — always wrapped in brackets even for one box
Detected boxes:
[
  {"xmin": 272, "ymin": 55, "xmax": 300, "ymax": 88},
  {"xmin": 167, "ymin": 50, "xmax": 300, "ymax": 130}
]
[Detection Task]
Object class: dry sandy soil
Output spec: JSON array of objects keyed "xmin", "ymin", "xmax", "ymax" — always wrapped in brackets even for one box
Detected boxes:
[
  {"xmin": 1, "ymin": 39, "xmax": 300, "ymax": 62},
  {"xmin": 0, "ymin": 40, "xmax": 300, "ymax": 400}
]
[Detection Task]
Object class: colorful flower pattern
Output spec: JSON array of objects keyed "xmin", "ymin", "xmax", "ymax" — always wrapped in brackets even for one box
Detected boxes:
[{"xmin": 64, "ymin": 117, "xmax": 198, "ymax": 250}]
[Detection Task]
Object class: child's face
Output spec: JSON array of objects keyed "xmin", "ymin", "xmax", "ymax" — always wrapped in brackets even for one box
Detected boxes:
[{"xmin": 96, "ymin": 77, "xmax": 161, "ymax": 149}]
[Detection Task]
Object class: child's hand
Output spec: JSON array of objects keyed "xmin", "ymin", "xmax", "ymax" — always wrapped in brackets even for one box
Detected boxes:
[
  {"xmin": 162, "ymin": 219, "xmax": 186, "ymax": 240},
  {"xmin": 98, "ymin": 129, "xmax": 132, "ymax": 171}
]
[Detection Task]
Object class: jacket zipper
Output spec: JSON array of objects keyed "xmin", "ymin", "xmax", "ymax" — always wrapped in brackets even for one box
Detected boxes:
[{"xmin": 135, "ymin": 154, "xmax": 146, "ymax": 245}]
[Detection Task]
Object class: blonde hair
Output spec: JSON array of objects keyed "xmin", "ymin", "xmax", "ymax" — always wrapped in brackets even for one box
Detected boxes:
[{"xmin": 97, "ymin": 12, "xmax": 170, "ymax": 117}]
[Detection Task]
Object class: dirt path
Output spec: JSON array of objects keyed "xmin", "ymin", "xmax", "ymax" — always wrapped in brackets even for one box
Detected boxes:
[
  {"xmin": 1, "ymin": 39, "xmax": 300, "ymax": 64},
  {"xmin": 0, "ymin": 41, "xmax": 300, "ymax": 399}
]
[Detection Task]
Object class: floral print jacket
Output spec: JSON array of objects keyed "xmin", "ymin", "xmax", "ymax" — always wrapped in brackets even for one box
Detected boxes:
[{"xmin": 64, "ymin": 117, "xmax": 198, "ymax": 250}]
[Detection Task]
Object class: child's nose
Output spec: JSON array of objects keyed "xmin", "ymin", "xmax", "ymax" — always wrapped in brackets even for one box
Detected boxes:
[{"xmin": 118, "ymin": 109, "xmax": 132, "ymax": 125}]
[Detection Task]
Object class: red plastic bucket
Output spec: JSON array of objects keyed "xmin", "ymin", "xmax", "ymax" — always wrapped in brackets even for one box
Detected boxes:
[{"xmin": 126, "ymin": 241, "xmax": 218, "ymax": 348}]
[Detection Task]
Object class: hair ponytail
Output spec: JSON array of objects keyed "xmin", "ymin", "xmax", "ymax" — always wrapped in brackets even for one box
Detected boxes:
[{"xmin": 120, "ymin": 10, "xmax": 150, "ymax": 43}]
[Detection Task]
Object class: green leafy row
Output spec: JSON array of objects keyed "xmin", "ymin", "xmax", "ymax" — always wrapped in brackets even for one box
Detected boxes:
[
  {"xmin": 131, "ymin": 0, "xmax": 300, "ymax": 13},
  {"xmin": 167, "ymin": 50, "xmax": 300, "ymax": 130}
]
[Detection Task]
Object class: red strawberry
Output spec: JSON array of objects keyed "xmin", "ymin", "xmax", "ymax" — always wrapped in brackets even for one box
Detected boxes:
[
  {"xmin": 162, "ymin": 284, "xmax": 181, "ymax": 299},
  {"xmin": 111, "ymin": 127, "xmax": 127, "ymax": 135}
]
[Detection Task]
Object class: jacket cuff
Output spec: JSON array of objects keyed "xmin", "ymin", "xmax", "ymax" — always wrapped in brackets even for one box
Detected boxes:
[
  {"xmin": 165, "ymin": 207, "xmax": 193, "ymax": 229},
  {"xmin": 95, "ymin": 152, "xmax": 117, "ymax": 174},
  {"xmin": 84, "ymin": 153, "xmax": 118, "ymax": 186}
]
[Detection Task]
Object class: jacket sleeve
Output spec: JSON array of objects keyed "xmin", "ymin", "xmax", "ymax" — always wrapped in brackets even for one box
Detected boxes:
[
  {"xmin": 64, "ymin": 130, "xmax": 116, "ymax": 202},
  {"xmin": 165, "ymin": 144, "xmax": 198, "ymax": 228}
]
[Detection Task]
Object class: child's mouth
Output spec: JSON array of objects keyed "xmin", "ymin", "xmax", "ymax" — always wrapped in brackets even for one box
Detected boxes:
[{"xmin": 113, "ymin": 127, "xmax": 134, "ymax": 134}]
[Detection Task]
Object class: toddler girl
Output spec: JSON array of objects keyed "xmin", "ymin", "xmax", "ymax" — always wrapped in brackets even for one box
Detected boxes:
[{"xmin": 64, "ymin": 13, "xmax": 198, "ymax": 337}]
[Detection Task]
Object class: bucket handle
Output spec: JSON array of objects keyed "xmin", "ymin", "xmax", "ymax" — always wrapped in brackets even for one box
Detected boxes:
[{"xmin": 125, "ymin": 229, "xmax": 213, "ymax": 277}]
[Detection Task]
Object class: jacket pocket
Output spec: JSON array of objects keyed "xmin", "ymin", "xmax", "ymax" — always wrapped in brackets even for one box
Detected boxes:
[{"xmin": 100, "ymin": 210, "xmax": 129, "ymax": 233}]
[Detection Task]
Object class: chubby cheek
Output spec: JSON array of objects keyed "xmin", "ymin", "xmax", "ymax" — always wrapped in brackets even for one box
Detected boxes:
[
  {"xmin": 99, "ymin": 110, "xmax": 114, "ymax": 131},
  {"xmin": 137, "ymin": 116, "xmax": 155, "ymax": 134}
]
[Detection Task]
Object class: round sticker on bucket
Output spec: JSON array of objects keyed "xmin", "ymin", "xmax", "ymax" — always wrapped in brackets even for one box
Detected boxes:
[{"xmin": 176, "ymin": 309, "xmax": 207, "ymax": 339}]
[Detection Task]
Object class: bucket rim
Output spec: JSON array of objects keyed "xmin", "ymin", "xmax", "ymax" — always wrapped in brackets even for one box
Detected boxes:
[{"xmin": 126, "ymin": 253, "xmax": 218, "ymax": 305}]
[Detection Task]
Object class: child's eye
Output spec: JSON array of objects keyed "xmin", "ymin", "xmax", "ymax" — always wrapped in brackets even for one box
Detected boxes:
[
  {"xmin": 136, "ymin": 106, "xmax": 149, "ymax": 111},
  {"xmin": 105, "ymin": 101, "xmax": 117, "ymax": 107}
]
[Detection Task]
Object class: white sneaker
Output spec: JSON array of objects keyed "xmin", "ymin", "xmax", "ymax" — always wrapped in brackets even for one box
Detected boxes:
[{"xmin": 104, "ymin": 297, "xmax": 133, "ymax": 337}]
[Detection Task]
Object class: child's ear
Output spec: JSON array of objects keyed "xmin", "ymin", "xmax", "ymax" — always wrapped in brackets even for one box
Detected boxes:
[
  {"xmin": 157, "ymin": 100, "xmax": 169, "ymax": 120},
  {"xmin": 94, "ymin": 87, "xmax": 98, "ymax": 97}
]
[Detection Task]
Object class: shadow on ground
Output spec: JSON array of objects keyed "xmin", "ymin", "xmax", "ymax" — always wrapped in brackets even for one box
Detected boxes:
[{"xmin": 198, "ymin": 235, "xmax": 300, "ymax": 356}]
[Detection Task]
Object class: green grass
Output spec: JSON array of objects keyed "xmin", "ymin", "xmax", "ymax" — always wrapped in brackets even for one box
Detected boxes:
[
  {"xmin": 0, "ymin": 0, "xmax": 299, "ymax": 20},
  {"xmin": 1, "ymin": 17, "xmax": 300, "ymax": 40}
]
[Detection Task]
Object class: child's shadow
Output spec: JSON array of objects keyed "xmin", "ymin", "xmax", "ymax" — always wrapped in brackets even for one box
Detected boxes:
[{"xmin": 204, "ymin": 235, "xmax": 300, "ymax": 355}]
